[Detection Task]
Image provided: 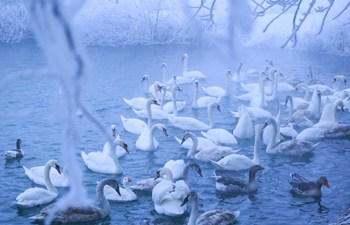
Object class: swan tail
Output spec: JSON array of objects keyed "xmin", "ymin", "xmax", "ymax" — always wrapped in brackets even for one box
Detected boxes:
[
  {"xmin": 81, "ymin": 151, "xmax": 88, "ymax": 162},
  {"xmin": 312, "ymin": 142, "xmax": 320, "ymax": 149},
  {"xmin": 123, "ymin": 98, "xmax": 132, "ymax": 107},
  {"xmin": 30, "ymin": 214, "xmax": 45, "ymax": 220},
  {"xmin": 212, "ymin": 172, "xmax": 221, "ymax": 180},
  {"xmin": 233, "ymin": 210, "xmax": 240, "ymax": 218},
  {"xmin": 210, "ymin": 160, "xmax": 222, "ymax": 170}
]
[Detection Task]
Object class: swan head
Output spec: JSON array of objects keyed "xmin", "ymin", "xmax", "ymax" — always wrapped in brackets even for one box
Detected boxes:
[
  {"xmin": 110, "ymin": 124, "xmax": 117, "ymax": 138},
  {"xmin": 332, "ymin": 75, "xmax": 347, "ymax": 85},
  {"xmin": 181, "ymin": 191, "xmax": 198, "ymax": 207},
  {"xmin": 104, "ymin": 178, "xmax": 121, "ymax": 196},
  {"xmin": 154, "ymin": 167, "xmax": 171, "ymax": 180},
  {"xmin": 210, "ymin": 102, "xmax": 221, "ymax": 112},
  {"xmin": 147, "ymin": 99, "xmax": 160, "ymax": 106},
  {"xmin": 154, "ymin": 124, "xmax": 169, "ymax": 137},
  {"xmin": 161, "ymin": 63, "xmax": 167, "ymax": 68},
  {"xmin": 16, "ymin": 138, "xmax": 22, "ymax": 149},
  {"xmin": 317, "ymin": 176, "xmax": 330, "ymax": 188},
  {"xmin": 48, "ymin": 159, "xmax": 61, "ymax": 174},
  {"xmin": 188, "ymin": 163, "xmax": 203, "ymax": 177},
  {"xmin": 194, "ymin": 80, "xmax": 199, "ymax": 87},
  {"xmin": 182, "ymin": 53, "xmax": 188, "ymax": 61},
  {"xmin": 262, "ymin": 119, "xmax": 273, "ymax": 130},
  {"xmin": 141, "ymin": 75, "xmax": 149, "ymax": 82},
  {"xmin": 285, "ymin": 95, "xmax": 292, "ymax": 106},
  {"xmin": 114, "ymin": 139, "xmax": 129, "ymax": 153},
  {"xmin": 226, "ymin": 70, "xmax": 232, "ymax": 77},
  {"xmin": 181, "ymin": 132, "xmax": 194, "ymax": 145}
]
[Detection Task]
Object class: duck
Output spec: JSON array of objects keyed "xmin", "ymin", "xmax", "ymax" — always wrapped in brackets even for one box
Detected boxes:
[
  {"xmin": 120, "ymin": 99, "xmax": 159, "ymax": 135},
  {"xmin": 16, "ymin": 159, "xmax": 61, "ymax": 208},
  {"xmin": 289, "ymin": 173, "xmax": 330, "ymax": 197},
  {"xmin": 152, "ymin": 167, "xmax": 190, "ymax": 216},
  {"xmin": 181, "ymin": 191, "xmax": 240, "ymax": 225},
  {"xmin": 263, "ymin": 118, "xmax": 318, "ymax": 156},
  {"xmin": 192, "ymin": 80, "xmax": 219, "ymax": 109},
  {"xmin": 182, "ymin": 53, "xmax": 206, "ymax": 80},
  {"xmin": 30, "ymin": 178, "xmax": 121, "ymax": 223},
  {"xmin": 135, "ymin": 123, "xmax": 168, "ymax": 151},
  {"xmin": 233, "ymin": 105, "xmax": 254, "ymax": 139},
  {"xmin": 211, "ymin": 124, "xmax": 261, "ymax": 171},
  {"xmin": 81, "ymin": 138, "xmax": 129, "ymax": 174},
  {"xmin": 202, "ymin": 70, "xmax": 232, "ymax": 98},
  {"xmin": 5, "ymin": 138, "xmax": 23, "ymax": 160},
  {"xmin": 169, "ymin": 101, "xmax": 220, "ymax": 131},
  {"xmin": 103, "ymin": 177, "xmax": 137, "ymax": 202},
  {"xmin": 213, "ymin": 165, "xmax": 264, "ymax": 194}
]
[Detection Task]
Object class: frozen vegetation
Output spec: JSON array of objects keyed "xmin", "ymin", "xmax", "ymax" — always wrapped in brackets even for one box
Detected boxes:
[{"xmin": 0, "ymin": 0, "xmax": 349, "ymax": 55}]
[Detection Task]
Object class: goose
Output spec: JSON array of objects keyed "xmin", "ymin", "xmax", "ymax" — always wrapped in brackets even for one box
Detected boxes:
[
  {"xmin": 120, "ymin": 99, "xmax": 159, "ymax": 135},
  {"xmin": 130, "ymin": 160, "xmax": 185, "ymax": 192},
  {"xmin": 81, "ymin": 138, "xmax": 129, "ymax": 174},
  {"xmin": 289, "ymin": 173, "xmax": 330, "ymax": 197},
  {"xmin": 180, "ymin": 132, "xmax": 239, "ymax": 162},
  {"xmin": 30, "ymin": 178, "xmax": 121, "ymax": 223},
  {"xmin": 162, "ymin": 85, "xmax": 186, "ymax": 114},
  {"xmin": 169, "ymin": 101, "xmax": 220, "ymax": 131},
  {"xmin": 152, "ymin": 167, "xmax": 190, "ymax": 216},
  {"xmin": 263, "ymin": 118, "xmax": 318, "ymax": 155},
  {"xmin": 213, "ymin": 165, "xmax": 264, "ymax": 194},
  {"xmin": 192, "ymin": 80, "xmax": 219, "ymax": 109},
  {"xmin": 202, "ymin": 70, "xmax": 232, "ymax": 98},
  {"xmin": 5, "ymin": 138, "xmax": 23, "ymax": 160},
  {"xmin": 135, "ymin": 123, "xmax": 168, "ymax": 151},
  {"xmin": 182, "ymin": 53, "xmax": 206, "ymax": 79},
  {"xmin": 103, "ymin": 177, "xmax": 137, "ymax": 202},
  {"xmin": 211, "ymin": 124, "xmax": 261, "ymax": 171},
  {"xmin": 16, "ymin": 159, "xmax": 61, "ymax": 208},
  {"xmin": 233, "ymin": 105, "xmax": 254, "ymax": 139},
  {"xmin": 23, "ymin": 164, "xmax": 69, "ymax": 188},
  {"xmin": 181, "ymin": 191, "xmax": 240, "ymax": 225}
]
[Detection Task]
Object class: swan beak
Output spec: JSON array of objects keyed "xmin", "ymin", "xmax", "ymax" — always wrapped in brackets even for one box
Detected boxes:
[
  {"xmin": 123, "ymin": 143, "xmax": 129, "ymax": 153},
  {"xmin": 127, "ymin": 177, "xmax": 133, "ymax": 182},
  {"xmin": 115, "ymin": 186, "xmax": 121, "ymax": 196},
  {"xmin": 180, "ymin": 195, "xmax": 190, "ymax": 207},
  {"xmin": 154, "ymin": 171, "xmax": 161, "ymax": 180},
  {"xmin": 216, "ymin": 105, "xmax": 221, "ymax": 112},
  {"xmin": 163, "ymin": 128, "xmax": 169, "ymax": 137},
  {"xmin": 141, "ymin": 77, "xmax": 146, "ymax": 83},
  {"xmin": 180, "ymin": 137, "xmax": 186, "ymax": 145},
  {"xmin": 153, "ymin": 100, "xmax": 160, "ymax": 106},
  {"xmin": 262, "ymin": 121, "xmax": 269, "ymax": 130},
  {"xmin": 332, "ymin": 78, "xmax": 336, "ymax": 83},
  {"xmin": 55, "ymin": 165, "xmax": 62, "ymax": 174}
]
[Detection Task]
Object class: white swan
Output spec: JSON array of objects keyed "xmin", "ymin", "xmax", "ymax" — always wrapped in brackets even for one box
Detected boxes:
[
  {"xmin": 103, "ymin": 177, "xmax": 137, "ymax": 202},
  {"xmin": 164, "ymin": 159, "xmax": 186, "ymax": 181},
  {"xmin": 211, "ymin": 124, "xmax": 261, "ymax": 171},
  {"xmin": 167, "ymin": 74, "xmax": 194, "ymax": 86},
  {"xmin": 81, "ymin": 138, "xmax": 128, "ymax": 174},
  {"xmin": 102, "ymin": 124, "xmax": 127, "ymax": 158},
  {"xmin": 175, "ymin": 133, "xmax": 227, "ymax": 152},
  {"xmin": 120, "ymin": 99, "xmax": 159, "ymax": 135},
  {"xmin": 202, "ymin": 70, "xmax": 232, "ymax": 98},
  {"xmin": 23, "ymin": 165, "xmax": 69, "ymax": 188},
  {"xmin": 182, "ymin": 53, "xmax": 206, "ymax": 79},
  {"xmin": 5, "ymin": 138, "xmax": 23, "ymax": 160},
  {"xmin": 180, "ymin": 132, "xmax": 239, "ymax": 162},
  {"xmin": 231, "ymin": 106, "xmax": 273, "ymax": 121},
  {"xmin": 30, "ymin": 178, "xmax": 121, "ymax": 223},
  {"xmin": 135, "ymin": 123, "xmax": 168, "ymax": 151},
  {"xmin": 181, "ymin": 191, "xmax": 240, "ymax": 225},
  {"xmin": 233, "ymin": 105, "xmax": 254, "ymax": 139},
  {"xmin": 192, "ymin": 80, "xmax": 219, "ymax": 109},
  {"xmin": 201, "ymin": 128, "xmax": 238, "ymax": 145},
  {"xmin": 152, "ymin": 167, "xmax": 190, "ymax": 217},
  {"xmin": 16, "ymin": 159, "xmax": 61, "ymax": 208},
  {"xmin": 264, "ymin": 118, "xmax": 317, "ymax": 155},
  {"xmin": 332, "ymin": 75, "xmax": 347, "ymax": 92},
  {"xmin": 162, "ymin": 85, "xmax": 186, "ymax": 114},
  {"xmin": 141, "ymin": 74, "xmax": 151, "ymax": 94}
]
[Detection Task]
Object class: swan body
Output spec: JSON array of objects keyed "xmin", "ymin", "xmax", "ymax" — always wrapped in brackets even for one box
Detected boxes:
[
  {"xmin": 175, "ymin": 135, "xmax": 229, "ymax": 152},
  {"xmin": 16, "ymin": 160, "xmax": 61, "ymax": 208},
  {"xmin": 135, "ymin": 123, "xmax": 168, "ymax": 151},
  {"xmin": 233, "ymin": 105, "xmax": 254, "ymax": 139},
  {"xmin": 132, "ymin": 107, "xmax": 170, "ymax": 120},
  {"xmin": 192, "ymin": 80, "xmax": 219, "ymax": 109},
  {"xmin": 81, "ymin": 138, "xmax": 128, "ymax": 174},
  {"xmin": 123, "ymin": 97, "xmax": 149, "ymax": 110},
  {"xmin": 152, "ymin": 168, "xmax": 190, "ymax": 216},
  {"xmin": 264, "ymin": 118, "xmax": 317, "ymax": 155},
  {"xmin": 5, "ymin": 139, "xmax": 23, "ymax": 160},
  {"xmin": 121, "ymin": 99, "xmax": 159, "ymax": 134},
  {"xmin": 23, "ymin": 165, "xmax": 69, "ymax": 187},
  {"xmin": 30, "ymin": 178, "xmax": 121, "ymax": 223},
  {"xmin": 214, "ymin": 165, "xmax": 264, "ymax": 194},
  {"xmin": 211, "ymin": 124, "xmax": 261, "ymax": 171},
  {"xmin": 182, "ymin": 53, "xmax": 206, "ymax": 79},
  {"xmin": 181, "ymin": 191, "xmax": 240, "ymax": 225},
  {"xmin": 201, "ymin": 128, "xmax": 238, "ymax": 145},
  {"xmin": 202, "ymin": 70, "xmax": 232, "ymax": 98},
  {"xmin": 231, "ymin": 106, "xmax": 273, "ymax": 121},
  {"xmin": 104, "ymin": 177, "xmax": 136, "ymax": 202}
]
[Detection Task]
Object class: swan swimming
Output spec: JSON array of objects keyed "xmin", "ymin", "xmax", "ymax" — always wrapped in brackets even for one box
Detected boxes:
[{"xmin": 135, "ymin": 123, "xmax": 168, "ymax": 151}]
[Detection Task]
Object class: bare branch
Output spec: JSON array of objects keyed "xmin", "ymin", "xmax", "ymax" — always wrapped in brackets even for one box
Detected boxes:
[
  {"xmin": 333, "ymin": 1, "xmax": 350, "ymax": 20},
  {"xmin": 316, "ymin": 0, "xmax": 334, "ymax": 35}
]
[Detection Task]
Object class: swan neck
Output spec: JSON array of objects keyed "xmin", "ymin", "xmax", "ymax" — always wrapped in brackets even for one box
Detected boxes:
[
  {"xmin": 187, "ymin": 133, "xmax": 198, "ymax": 157},
  {"xmin": 147, "ymin": 101, "xmax": 153, "ymax": 129},
  {"xmin": 162, "ymin": 67, "xmax": 166, "ymax": 84},
  {"xmin": 208, "ymin": 104, "xmax": 214, "ymax": 128},
  {"xmin": 267, "ymin": 119, "xmax": 277, "ymax": 152},
  {"xmin": 253, "ymin": 126, "xmax": 261, "ymax": 163},
  {"xmin": 160, "ymin": 89, "xmax": 166, "ymax": 108},
  {"xmin": 108, "ymin": 142, "xmax": 121, "ymax": 173},
  {"xmin": 148, "ymin": 125, "xmax": 157, "ymax": 148},
  {"xmin": 44, "ymin": 163, "xmax": 57, "ymax": 193},
  {"xmin": 144, "ymin": 80, "xmax": 149, "ymax": 93},
  {"xmin": 225, "ymin": 73, "xmax": 230, "ymax": 95},
  {"xmin": 183, "ymin": 57, "xmax": 188, "ymax": 74},
  {"xmin": 192, "ymin": 84, "xmax": 198, "ymax": 108},
  {"xmin": 97, "ymin": 181, "xmax": 111, "ymax": 216},
  {"xmin": 259, "ymin": 79, "xmax": 266, "ymax": 107},
  {"xmin": 172, "ymin": 88, "xmax": 178, "ymax": 116},
  {"xmin": 163, "ymin": 168, "xmax": 173, "ymax": 181},
  {"xmin": 188, "ymin": 195, "xmax": 199, "ymax": 225},
  {"xmin": 287, "ymin": 97, "xmax": 293, "ymax": 119}
]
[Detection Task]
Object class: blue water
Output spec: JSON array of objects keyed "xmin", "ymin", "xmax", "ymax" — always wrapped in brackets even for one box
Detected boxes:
[{"xmin": 0, "ymin": 41, "xmax": 350, "ymax": 225}]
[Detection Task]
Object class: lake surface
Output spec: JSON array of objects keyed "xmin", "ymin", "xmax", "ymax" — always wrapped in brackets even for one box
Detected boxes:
[{"xmin": 0, "ymin": 41, "xmax": 350, "ymax": 225}]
